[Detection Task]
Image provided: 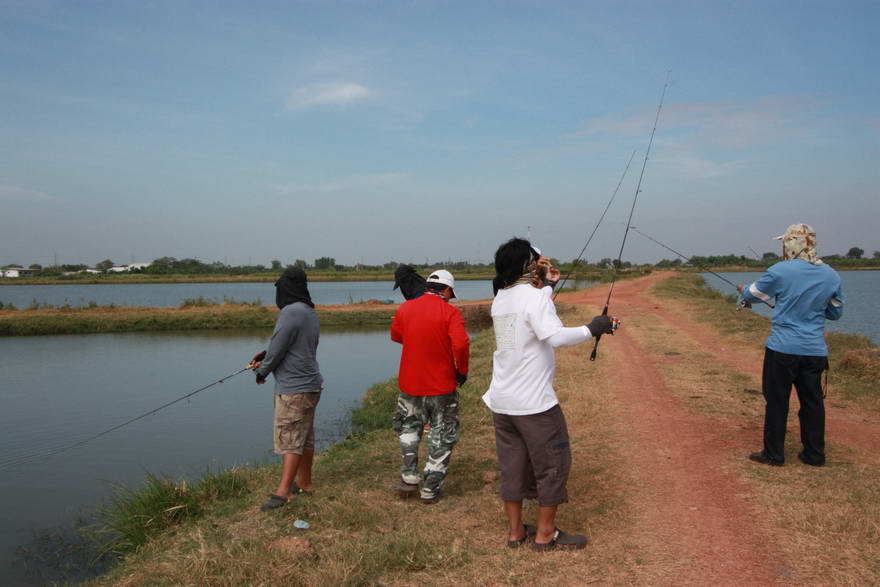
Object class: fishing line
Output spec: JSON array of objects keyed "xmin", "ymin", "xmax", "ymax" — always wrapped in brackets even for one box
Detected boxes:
[
  {"xmin": 552, "ymin": 150, "xmax": 638, "ymax": 301},
  {"xmin": 629, "ymin": 226, "xmax": 774, "ymax": 308},
  {"xmin": 590, "ymin": 72, "xmax": 671, "ymax": 362},
  {"xmin": 0, "ymin": 366, "xmax": 251, "ymax": 471}
]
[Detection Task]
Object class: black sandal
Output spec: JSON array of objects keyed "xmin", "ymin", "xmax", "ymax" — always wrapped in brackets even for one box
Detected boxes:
[
  {"xmin": 260, "ymin": 494, "xmax": 290, "ymax": 511},
  {"xmin": 532, "ymin": 528, "xmax": 588, "ymax": 551},
  {"xmin": 506, "ymin": 523, "xmax": 537, "ymax": 548},
  {"xmin": 291, "ymin": 483, "xmax": 315, "ymax": 496}
]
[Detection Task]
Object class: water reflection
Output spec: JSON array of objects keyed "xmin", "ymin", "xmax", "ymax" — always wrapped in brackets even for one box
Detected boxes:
[{"xmin": 0, "ymin": 328, "xmax": 401, "ymax": 584}]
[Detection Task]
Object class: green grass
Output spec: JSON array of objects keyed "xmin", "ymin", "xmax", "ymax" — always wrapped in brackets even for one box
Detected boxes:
[{"xmin": 90, "ymin": 468, "xmax": 254, "ymax": 556}]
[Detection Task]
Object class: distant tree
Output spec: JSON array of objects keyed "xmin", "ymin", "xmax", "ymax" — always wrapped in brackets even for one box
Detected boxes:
[
  {"xmin": 95, "ymin": 259, "xmax": 114, "ymax": 272},
  {"xmin": 874, "ymin": 251, "xmax": 880, "ymax": 259},
  {"xmin": 270, "ymin": 259, "xmax": 282, "ymax": 270},
  {"xmin": 762, "ymin": 252, "xmax": 779, "ymax": 262},
  {"xmin": 846, "ymin": 247, "xmax": 864, "ymax": 259},
  {"xmin": 598, "ymin": 258, "xmax": 613, "ymax": 269},
  {"xmin": 293, "ymin": 259, "xmax": 308, "ymax": 269},
  {"xmin": 314, "ymin": 257, "xmax": 336, "ymax": 270},
  {"xmin": 29, "ymin": 263, "xmax": 42, "ymax": 270}
]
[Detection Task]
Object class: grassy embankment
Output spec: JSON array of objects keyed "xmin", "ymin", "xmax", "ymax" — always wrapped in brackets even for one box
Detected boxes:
[
  {"xmin": 649, "ymin": 274, "xmax": 879, "ymax": 583},
  {"xmin": 0, "ymin": 300, "xmax": 497, "ymax": 336}
]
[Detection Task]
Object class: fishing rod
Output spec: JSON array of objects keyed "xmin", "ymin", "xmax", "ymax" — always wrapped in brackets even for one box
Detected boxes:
[
  {"xmin": 590, "ymin": 72, "xmax": 671, "ymax": 362},
  {"xmin": 552, "ymin": 150, "xmax": 637, "ymax": 301},
  {"xmin": 0, "ymin": 366, "xmax": 252, "ymax": 472},
  {"xmin": 629, "ymin": 226, "xmax": 774, "ymax": 309}
]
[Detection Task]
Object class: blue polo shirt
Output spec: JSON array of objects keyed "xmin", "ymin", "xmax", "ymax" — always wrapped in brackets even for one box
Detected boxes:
[{"xmin": 741, "ymin": 259, "xmax": 844, "ymax": 356}]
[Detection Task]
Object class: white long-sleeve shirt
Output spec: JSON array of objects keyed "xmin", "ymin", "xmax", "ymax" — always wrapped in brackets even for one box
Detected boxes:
[{"xmin": 482, "ymin": 284, "xmax": 593, "ymax": 416}]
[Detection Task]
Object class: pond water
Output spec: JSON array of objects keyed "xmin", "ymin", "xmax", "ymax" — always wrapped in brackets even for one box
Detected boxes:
[
  {"xmin": 0, "ymin": 280, "xmax": 498, "ymax": 309},
  {"xmin": 699, "ymin": 270, "xmax": 879, "ymax": 344},
  {"xmin": 0, "ymin": 327, "xmax": 401, "ymax": 584}
]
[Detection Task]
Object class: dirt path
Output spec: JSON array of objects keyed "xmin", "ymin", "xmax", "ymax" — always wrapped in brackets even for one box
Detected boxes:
[{"xmin": 554, "ymin": 273, "xmax": 863, "ymax": 584}]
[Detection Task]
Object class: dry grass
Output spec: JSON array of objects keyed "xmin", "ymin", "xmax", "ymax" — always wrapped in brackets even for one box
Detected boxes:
[
  {"xmin": 646, "ymin": 273, "xmax": 880, "ymax": 584},
  {"xmin": 0, "ymin": 301, "xmax": 496, "ymax": 336},
  {"xmin": 89, "ymin": 309, "xmax": 644, "ymax": 586}
]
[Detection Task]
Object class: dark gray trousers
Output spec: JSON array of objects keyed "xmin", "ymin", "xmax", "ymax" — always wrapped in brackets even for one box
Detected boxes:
[{"xmin": 762, "ymin": 347, "xmax": 828, "ymax": 465}]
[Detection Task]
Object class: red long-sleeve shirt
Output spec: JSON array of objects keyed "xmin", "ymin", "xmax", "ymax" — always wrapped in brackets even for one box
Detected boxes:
[{"xmin": 390, "ymin": 293, "xmax": 470, "ymax": 396}]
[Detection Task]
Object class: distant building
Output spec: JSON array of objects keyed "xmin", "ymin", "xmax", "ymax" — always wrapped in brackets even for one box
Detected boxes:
[
  {"xmin": 108, "ymin": 262, "xmax": 151, "ymax": 273},
  {"xmin": 0, "ymin": 266, "xmax": 36, "ymax": 278}
]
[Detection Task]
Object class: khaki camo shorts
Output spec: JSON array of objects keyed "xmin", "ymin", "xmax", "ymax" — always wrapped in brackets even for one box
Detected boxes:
[{"xmin": 273, "ymin": 391, "xmax": 321, "ymax": 455}]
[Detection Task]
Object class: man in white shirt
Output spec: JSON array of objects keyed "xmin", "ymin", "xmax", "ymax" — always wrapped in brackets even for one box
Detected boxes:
[{"xmin": 483, "ymin": 237, "xmax": 618, "ymax": 551}]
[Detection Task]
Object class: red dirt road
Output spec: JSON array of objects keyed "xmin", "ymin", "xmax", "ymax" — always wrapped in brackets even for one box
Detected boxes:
[{"xmin": 556, "ymin": 273, "xmax": 871, "ymax": 584}]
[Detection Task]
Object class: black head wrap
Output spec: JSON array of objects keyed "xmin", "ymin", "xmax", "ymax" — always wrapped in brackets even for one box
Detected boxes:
[
  {"xmin": 393, "ymin": 264, "xmax": 427, "ymax": 300},
  {"xmin": 275, "ymin": 266, "xmax": 314, "ymax": 309},
  {"xmin": 492, "ymin": 237, "xmax": 540, "ymax": 295}
]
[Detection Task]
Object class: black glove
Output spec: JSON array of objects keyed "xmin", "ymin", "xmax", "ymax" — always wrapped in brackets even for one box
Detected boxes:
[
  {"xmin": 455, "ymin": 371, "xmax": 468, "ymax": 387},
  {"xmin": 587, "ymin": 315, "xmax": 614, "ymax": 336},
  {"xmin": 251, "ymin": 350, "xmax": 266, "ymax": 363}
]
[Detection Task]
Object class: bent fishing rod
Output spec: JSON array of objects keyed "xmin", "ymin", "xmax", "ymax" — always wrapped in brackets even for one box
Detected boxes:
[
  {"xmin": 591, "ymin": 72, "xmax": 671, "ymax": 362},
  {"xmin": 630, "ymin": 226, "xmax": 774, "ymax": 309},
  {"xmin": 553, "ymin": 149, "xmax": 637, "ymax": 301},
  {"xmin": 0, "ymin": 366, "xmax": 252, "ymax": 472}
]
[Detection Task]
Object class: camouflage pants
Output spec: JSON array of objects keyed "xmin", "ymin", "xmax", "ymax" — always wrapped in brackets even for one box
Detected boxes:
[{"xmin": 392, "ymin": 391, "xmax": 460, "ymax": 499}]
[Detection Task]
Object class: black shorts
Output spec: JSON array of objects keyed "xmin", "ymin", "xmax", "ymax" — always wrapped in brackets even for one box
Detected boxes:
[{"xmin": 492, "ymin": 404, "xmax": 571, "ymax": 507}]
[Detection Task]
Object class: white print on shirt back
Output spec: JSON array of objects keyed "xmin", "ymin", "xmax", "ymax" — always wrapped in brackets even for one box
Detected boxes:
[{"xmin": 493, "ymin": 313, "xmax": 517, "ymax": 351}]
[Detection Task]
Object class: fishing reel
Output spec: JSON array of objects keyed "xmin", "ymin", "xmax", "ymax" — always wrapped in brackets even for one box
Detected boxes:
[
  {"xmin": 610, "ymin": 317, "xmax": 621, "ymax": 333},
  {"xmin": 737, "ymin": 299, "xmax": 752, "ymax": 310}
]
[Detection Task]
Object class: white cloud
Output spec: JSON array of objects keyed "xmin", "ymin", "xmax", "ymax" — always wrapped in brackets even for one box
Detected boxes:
[
  {"xmin": 0, "ymin": 183, "xmax": 56, "ymax": 202},
  {"xmin": 285, "ymin": 82, "xmax": 373, "ymax": 109},
  {"xmin": 268, "ymin": 172, "xmax": 408, "ymax": 194},
  {"xmin": 655, "ymin": 154, "xmax": 743, "ymax": 180},
  {"xmin": 580, "ymin": 95, "xmax": 817, "ymax": 149}
]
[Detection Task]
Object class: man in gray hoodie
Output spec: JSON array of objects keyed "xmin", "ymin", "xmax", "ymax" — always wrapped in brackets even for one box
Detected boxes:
[{"xmin": 249, "ymin": 266, "xmax": 324, "ymax": 511}]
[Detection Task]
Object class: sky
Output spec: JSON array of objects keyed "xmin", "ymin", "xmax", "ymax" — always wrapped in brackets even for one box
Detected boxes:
[{"xmin": 1, "ymin": 0, "xmax": 878, "ymax": 267}]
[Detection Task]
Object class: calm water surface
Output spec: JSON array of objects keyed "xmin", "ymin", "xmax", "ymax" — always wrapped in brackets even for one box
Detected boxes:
[
  {"xmin": 0, "ymin": 280, "xmax": 496, "ymax": 308},
  {"xmin": 0, "ymin": 328, "xmax": 401, "ymax": 584},
  {"xmin": 699, "ymin": 270, "xmax": 879, "ymax": 344}
]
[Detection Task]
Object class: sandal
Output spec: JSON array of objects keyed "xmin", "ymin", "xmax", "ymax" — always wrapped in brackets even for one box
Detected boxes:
[
  {"xmin": 532, "ymin": 528, "xmax": 588, "ymax": 552},
  {"xmin": 291, "ymin": 483, "xmax": 315, "ymax": 496},
  {"xmin": 507, "ymin": 523, "xmax": 537, "ymax": 548},
  {"xmin": 260, "ymin": 494, "xmax": 290, "ymax": 512}
]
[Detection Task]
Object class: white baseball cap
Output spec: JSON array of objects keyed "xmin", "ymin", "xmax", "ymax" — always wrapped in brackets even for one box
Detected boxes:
[{"xmin": 427, "ymin": 269, "xmax": 456, "ymax": 298}]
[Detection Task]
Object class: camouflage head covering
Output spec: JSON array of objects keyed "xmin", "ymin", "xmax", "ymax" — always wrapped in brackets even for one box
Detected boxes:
[{"xmin": 774, "ymin": 223, "xmax": 823, "ymax": 265}]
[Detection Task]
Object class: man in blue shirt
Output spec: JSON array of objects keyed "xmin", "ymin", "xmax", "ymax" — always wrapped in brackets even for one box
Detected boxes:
[{"xmin": 738, "ymin": 224, "xmax": 844, "ymax": 467}]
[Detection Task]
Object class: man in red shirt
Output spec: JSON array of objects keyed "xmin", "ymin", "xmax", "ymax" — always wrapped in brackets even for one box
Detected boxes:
[{"xmin": 390, "ymin": 269, "xmax": 470, "ymax": 503}]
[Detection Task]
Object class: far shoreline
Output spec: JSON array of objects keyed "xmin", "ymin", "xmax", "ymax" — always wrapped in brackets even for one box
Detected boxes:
[{"xmin": 1, "ymin": 265, "xmax": 877, "ymax": 287}]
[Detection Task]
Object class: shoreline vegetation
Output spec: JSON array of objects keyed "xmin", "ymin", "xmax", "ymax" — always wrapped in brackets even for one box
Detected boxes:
[
  {"xmin": 1, "ymin": 264, "xmax": 878, "ymax": 286},
  {"xmin": 74, "ymin": 272, "xmax": 876, "ymax": 585},
  {"xmin": 0, "ymin": 300, "xmax": 501, "ymax": 336}
]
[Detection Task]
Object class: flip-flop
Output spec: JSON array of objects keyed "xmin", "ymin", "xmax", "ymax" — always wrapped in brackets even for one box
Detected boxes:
[
  {"xmin": 507, "ymin": 523, "xmax": 538, "ymax": 548},
  {"xmin": 291, "ymin": 483, "xmax": 315, "ymax": 496},
  {"xmin": 532, "ymin": 528, "xmax": 588, "ymax": 552},
  {"xmin": 260, "ymin": 494, "xmax": 290, "ymax": 512}
]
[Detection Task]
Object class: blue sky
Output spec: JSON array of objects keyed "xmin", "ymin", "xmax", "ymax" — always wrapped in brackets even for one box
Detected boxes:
[{"xmin": 2, "ymin": 0, "xmax": 878, "ymax": 267}]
